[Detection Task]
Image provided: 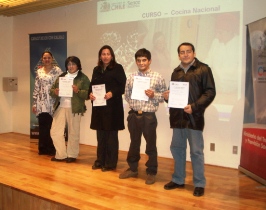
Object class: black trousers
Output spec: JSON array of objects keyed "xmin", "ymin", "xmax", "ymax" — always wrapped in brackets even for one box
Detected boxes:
[
  {"xmin": 95, "ymin": 130, "xmax": 119, "ymax": 168},
  {"xmin": 127, "ymin": 112, "xmax": 158, "ymax": 175},
  {"xmin": 38, "ymin": 113, "xmax": 55, "ymax": 154}
]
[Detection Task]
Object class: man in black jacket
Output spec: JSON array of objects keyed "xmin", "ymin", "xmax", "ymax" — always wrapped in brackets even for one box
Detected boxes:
[{"xmin": 163, "ymin": 42, "xmax": 216, "ymax": 197}]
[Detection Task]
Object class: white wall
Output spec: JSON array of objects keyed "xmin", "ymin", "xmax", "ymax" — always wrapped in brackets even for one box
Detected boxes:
[
  {"xmin": 0, "ymin": 16, "xmax": 13, "ymax": 133},
  {"xmin": 0, "ymin": 0, "xmax": 265, "ymax": 168}
]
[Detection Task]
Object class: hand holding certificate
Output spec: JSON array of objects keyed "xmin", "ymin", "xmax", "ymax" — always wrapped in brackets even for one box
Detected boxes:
[
  {"xmin": 131, "ymin": 76, "xmax": 150, "ymax": 101},
  {"xmin": 92, "ymin": 84, "xmax": 107, "ymax": 106},
  {"xmin": 168, "ymin": 81, "xmax": 189, "ymax": 108},
  {"xmin": 59, "ymin": 77, "xmax": 74, "ymax": 97}
]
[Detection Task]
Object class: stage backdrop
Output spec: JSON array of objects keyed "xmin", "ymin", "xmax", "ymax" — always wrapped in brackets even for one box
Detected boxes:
[
  {"xmin": 240, "ymin": 17, "xmax": 266, "ymax": 185},
  {"xmin": 30, "ymin": 32, "xmax": 67, "ymax": 139}
]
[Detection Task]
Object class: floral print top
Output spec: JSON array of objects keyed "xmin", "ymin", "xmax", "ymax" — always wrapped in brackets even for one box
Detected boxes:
[{"xmin": 32, "ymin": 66, "xmax": 63, "ymax": 116}]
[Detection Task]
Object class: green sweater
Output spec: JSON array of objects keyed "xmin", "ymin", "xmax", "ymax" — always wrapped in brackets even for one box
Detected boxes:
[{"xmin": 50, "ymin": 71, "xmax": 90, "ymax": 115}]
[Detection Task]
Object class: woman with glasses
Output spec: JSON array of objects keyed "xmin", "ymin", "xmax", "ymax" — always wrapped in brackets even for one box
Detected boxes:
[{"xmin": 50, "ymin": 56, "xmax": 90, "ymax": 163}]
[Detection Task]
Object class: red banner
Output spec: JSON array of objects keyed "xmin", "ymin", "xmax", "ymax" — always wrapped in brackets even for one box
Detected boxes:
[
  {"xmin": 241, "ymin": 17, "xmax": 266, "ymax": 184},
  {"xmin": 241, "ymin": 127, "xmax": 266, "ymax": 180}
]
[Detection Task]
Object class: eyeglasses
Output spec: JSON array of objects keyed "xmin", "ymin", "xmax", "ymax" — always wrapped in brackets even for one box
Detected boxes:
[
  {"xmin": 179, "ymin": 50, "xmax": 193, "ymax": 55},
  {"xmin": 67, "ymin": 63, "xmax": 77, "ymax": 66}
]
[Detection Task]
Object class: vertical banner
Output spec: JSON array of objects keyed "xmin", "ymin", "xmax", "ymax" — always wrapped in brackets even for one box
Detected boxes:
[
  {"xmin": 240, "ymin": 18, "xmax": 266, "ymax": 185},
  {"xmin": 30, "ymin": 32, "xmax": 67, "ymax": 139}
]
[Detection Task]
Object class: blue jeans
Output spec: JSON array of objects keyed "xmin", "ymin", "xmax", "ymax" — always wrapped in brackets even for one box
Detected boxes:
[{"xmin": 170, "ymin": 128, "xmax": 206, "ymax": 187}]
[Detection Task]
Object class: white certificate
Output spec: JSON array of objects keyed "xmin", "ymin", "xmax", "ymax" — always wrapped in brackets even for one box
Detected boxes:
[
  {"xmin": 59, "ymin": 77, "xmax": 74, "ymax": 97},
  {"xmin": 92, "ymin": 84, "xmax": 106, "ymax": 106},
  {"xmin": 131, "ymin": 76, "xmax": 150, "ymax": 101},
  {"xmin": 168, "ymin": 81, "xmax": 189, "ymax": 108}
]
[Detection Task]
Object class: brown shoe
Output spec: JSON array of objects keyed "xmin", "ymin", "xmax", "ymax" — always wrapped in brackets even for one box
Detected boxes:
[
  {"xmin": 145, "ymin": 174, "xmax": 156, "ymax": 185},
  {"xmin": 119, "ymin": 169, "xmax": 138, "ymax": 179}
]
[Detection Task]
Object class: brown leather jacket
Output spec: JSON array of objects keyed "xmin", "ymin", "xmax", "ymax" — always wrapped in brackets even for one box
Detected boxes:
[{"xmin": 168, "ymin": 58, "xmax": 216, "ymax": 131}]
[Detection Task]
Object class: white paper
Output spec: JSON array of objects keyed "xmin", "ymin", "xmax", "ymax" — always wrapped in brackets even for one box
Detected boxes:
[
  {"xmin": 131, "ymin": 76, "xmax": 150, "ymax": 101},
  {"xmin": 168, "ymin": 81, "xmax": 189, "ymax": 108},
  {"xmin": 92, "ymin": 84, "xmax": 106, "ymax": 106},
  {"xmin": 59, "ymin": 77, "xmax": 74, "ymax": 97}
]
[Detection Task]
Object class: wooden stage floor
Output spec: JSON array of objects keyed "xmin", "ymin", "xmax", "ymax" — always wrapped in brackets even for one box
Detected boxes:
[{"xmin": 0, "ymin": 133, "xmax": 265, "ymax": 210}]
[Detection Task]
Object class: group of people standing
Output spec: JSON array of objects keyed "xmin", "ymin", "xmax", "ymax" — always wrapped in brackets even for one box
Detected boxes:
[{"xmin": 32, "ymin": 42, "xmax": 216, "ymax": 197}]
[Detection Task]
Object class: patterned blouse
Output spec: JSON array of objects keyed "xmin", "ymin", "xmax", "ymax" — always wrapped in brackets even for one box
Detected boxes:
[{"xmin": 32, "ymin": 66, "xmax": 63, "ymax": 116}]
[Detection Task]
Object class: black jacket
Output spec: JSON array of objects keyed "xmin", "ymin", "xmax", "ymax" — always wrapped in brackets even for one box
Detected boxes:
[
  {"xmin": 89, "ymin": 63, "xmax": 126, "ymax": 131},
  {"xmin": 168, "ymin": 58, "xmax": 216, "ymax": 131}
]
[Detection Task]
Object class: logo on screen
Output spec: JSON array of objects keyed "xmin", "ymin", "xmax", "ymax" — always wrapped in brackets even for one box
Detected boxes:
[
  {"xmin": 100, "ymin": 1, "xmax": 126, "ymax": 12},
  {"xmin": 257, "ymin": 66, "xmax": 266, "ymax": 77},
  {"xmin": 100, "ymin": 2, "xmax": 111, "ymax": 12}
]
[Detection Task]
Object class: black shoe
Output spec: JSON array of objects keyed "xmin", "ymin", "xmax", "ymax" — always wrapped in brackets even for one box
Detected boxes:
[
  {"xmin": 193, "ymin": 187, "xmax": 204, "ymax": 197},
  {"xmin": 92, "ymin": 163, "xmax": 102, "ymax": 170},
  {"xmin": 101, "ymin": 167, "xmax": 116, "ymax": 172},
  {"xmin": 66, "ymin": 157, "xmax": 76, "ymax": 163},
  {"xmin": 51, "ymin": 157, "xmax": 66, "ymax": 162},
  {"xmin": 164, "ymin": 181, "xmax": 185, "ymax": 190}
]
